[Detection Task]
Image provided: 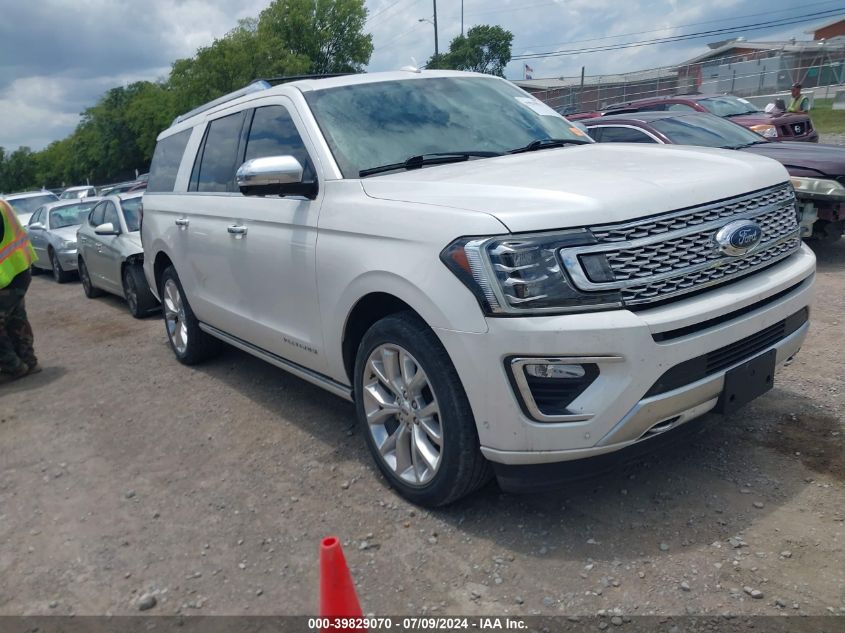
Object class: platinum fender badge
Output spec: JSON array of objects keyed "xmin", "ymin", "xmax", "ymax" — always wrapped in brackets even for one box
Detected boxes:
[{"xmin": 715, "ymin": 220, "xmax": 763, "ymax": 257}]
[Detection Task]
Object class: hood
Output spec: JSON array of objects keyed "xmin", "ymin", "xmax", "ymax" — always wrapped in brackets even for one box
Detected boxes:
[
  {"xmin": 740, "ymin": 142, "xmax": 845, "ymax": 178},
  {"xmin": 52, "ymin": 225, "xmax": 81, "ymax": 241},
  {"xmin": 728, "ymin": 111, "xmax": 810, "ymax": 126},
  {"xmin": 360, "ymin": 144, "xmax": 789, "ymax": 233}
]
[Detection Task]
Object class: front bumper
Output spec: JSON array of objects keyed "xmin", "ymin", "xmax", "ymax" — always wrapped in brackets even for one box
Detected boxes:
[
  {"xmin": 434, "ymin": 245, "xmax": 816, "ymax": 466},
  {"xmin": 56, "ymin": 249, "xmax": 78, "ymax": 271}
]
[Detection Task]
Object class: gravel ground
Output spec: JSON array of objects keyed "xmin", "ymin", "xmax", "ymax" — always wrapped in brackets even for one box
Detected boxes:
[
  {"xmin": 819, "ymin": 133, "xmax": 845, "ymax": 145},
  {"xmin": 1, "ymin": 241, "xmax": 844, "ymax": 619}
]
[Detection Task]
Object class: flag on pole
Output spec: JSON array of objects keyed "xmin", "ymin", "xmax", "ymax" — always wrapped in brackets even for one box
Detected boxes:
[{"xmin": 524, "ymin": 63, "xmax": 534, "ymax": 80}]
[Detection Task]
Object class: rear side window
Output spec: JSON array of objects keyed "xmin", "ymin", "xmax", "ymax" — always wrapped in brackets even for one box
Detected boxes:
[
  {"xmin": 193, "ymin": 112, "xmax": 245, "ymax": 193},
  {"xmin": 148, "ymin": 128, "xmax": 191, "ymax": 192},
  {"xmin": 244, "ymin": 106, "xmax": 314, "ymax": 180}
]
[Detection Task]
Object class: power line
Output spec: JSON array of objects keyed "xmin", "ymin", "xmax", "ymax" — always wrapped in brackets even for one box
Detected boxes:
[
  {"xmin": 511, "ymin": 0, "xmax": 843, "ymax": 54},
  {"xmin": 511, "ymin": 8, "xmax": 845, "ymax": 60},
  {"xmin": 366, "ymin": 0, "xmax": 422, "ymax": 26}
]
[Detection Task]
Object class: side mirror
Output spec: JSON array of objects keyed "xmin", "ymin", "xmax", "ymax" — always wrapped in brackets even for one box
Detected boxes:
[
  {"xmin": 236, "ymin": 155, "xmax": 318, "ymax": 199},
  {"xmin": 28, "ymin": 222, "xmax": 45, "ymax": 231},
  {"xmin": 95, "ymin": 222, "xmax": 120, "ymax": 236}
]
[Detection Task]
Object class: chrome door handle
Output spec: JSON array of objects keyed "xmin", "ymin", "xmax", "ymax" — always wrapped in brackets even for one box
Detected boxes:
[
  {"xmin": 227, "ymin": 225, "xmax": 247, "ymax": 236},
  {"xmin": 175, "ymin": 218, "xmax": 189, "ymax": 227}
]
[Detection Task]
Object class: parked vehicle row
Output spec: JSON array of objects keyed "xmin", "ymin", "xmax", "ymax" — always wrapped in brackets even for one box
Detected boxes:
[
  {"xmin": 578, "ymin": 111, "xmax": 845, "ymax": 242},
  {"xmin": 569, "ymin": 93, "xmax": 818, "ymax": 143},
  {"xmin": 136, "ymin": 70, "xmax": 815, "ymax": 506},
  {"xmin": 25, "ymin": 193, "xmax": 158, "ymax": 317}
]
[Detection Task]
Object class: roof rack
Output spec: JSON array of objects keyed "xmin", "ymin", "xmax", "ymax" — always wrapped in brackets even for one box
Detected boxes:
[
  {"xmin": 254, "ymin": 73, "xmax": 357, "ymax": 85},
  {"xmin": 171, "ymin": 80, "xmax": 272, "ymax": 126},
  {"xmin": 170, "ymin": 73, "xmax": 359, "ymax": 126}
]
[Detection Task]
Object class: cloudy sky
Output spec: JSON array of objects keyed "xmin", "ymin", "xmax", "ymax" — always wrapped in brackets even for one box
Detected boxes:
[{"xmin": 1, "ymin": 0, "xmax": 841, "ymax": 151}]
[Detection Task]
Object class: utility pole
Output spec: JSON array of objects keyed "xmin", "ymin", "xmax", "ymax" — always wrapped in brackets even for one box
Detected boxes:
[
  {"xmin": 461, "ymin": 0, "xmax": 464, "ymax": 37},
  {"xmin": 433, "ymin": 0, "xmax": 439, "ymax": 57}
]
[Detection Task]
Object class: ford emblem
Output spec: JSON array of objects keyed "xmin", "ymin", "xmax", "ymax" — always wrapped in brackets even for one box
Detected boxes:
[{"xmin": 715, "ymin": 220, "xmax": 763, "ymax": 257}]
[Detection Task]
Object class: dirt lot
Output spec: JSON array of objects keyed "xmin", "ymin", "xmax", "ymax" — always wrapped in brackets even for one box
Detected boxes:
[{"xmin": 1, "ymin": 240, "xmax": 844, "ymax": 619}]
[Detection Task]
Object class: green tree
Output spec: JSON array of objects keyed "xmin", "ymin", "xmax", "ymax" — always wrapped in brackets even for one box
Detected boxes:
[
  {"xmin": 427, "ymin": 25, "xmax": 513, "ymax": 77},
  {"xmin": 258, "ymin": 0, "xmax": 373, "ymax": 74},
  {"xmin": 1, "ymin": 0, "xmax": 374, "ymax": 192}
]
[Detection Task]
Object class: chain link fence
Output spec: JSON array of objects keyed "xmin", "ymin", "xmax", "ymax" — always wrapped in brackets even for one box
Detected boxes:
[{"xmin": 518, "ymin": 44, "xmax": 845, "ymax": 114}]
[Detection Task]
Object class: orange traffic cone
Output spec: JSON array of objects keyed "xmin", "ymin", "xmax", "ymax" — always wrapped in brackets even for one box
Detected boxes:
[{"xmin": 320, "ymin": 536, "xmax": 364, "ymax": 626}]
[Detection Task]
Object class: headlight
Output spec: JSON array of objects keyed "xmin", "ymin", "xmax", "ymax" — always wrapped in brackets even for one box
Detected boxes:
[
  {"xmin": 441, "ymin": 230, "xmax": 622, "ymax": 315},
  {"xmin": 750, "ymin": 124, "xmax": 778, "ymax": 138},
  {"xmin": 59, "ymin": 239, "xmax": 77, "ymax": 250},
  {"xmin": 790, "ymin": 176, "xmax": 845, "ymax": 200}
]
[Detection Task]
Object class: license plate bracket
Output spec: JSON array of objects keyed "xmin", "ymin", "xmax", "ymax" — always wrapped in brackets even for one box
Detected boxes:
[{"xmin": 715, "ymin": 349, "xmax": 777, "ymax": 415}]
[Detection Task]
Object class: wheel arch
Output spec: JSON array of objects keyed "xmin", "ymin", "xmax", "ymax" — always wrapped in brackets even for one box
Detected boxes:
[
  {"xmin": 341, "ymin": 292, "xmax": 423, "ymax": 384},
  {"xmin": 153, "ymin": 251, "xmax": 174, "ymax": 294}
]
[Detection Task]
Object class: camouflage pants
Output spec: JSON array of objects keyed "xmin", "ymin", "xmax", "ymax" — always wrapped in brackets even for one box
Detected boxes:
[{"xmin": 0, "ymin": 270, "xmax": 36, "ymax": 374}]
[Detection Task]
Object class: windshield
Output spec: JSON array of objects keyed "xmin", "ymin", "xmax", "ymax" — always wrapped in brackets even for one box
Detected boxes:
[
  {"xmin": 698, "ymin": 96, "xmax": 760, "ymax": 117},
  {"xmin": 121, "ymin": 197, "xmax": 142, "ymax": 232},
  {"xmin": 304, "ymin": 76, "xmax": 588, "ymax": 178},
  {"xmin": 7, "ymin": 194, "xmax": 58, "ymax": 215},
  {"xmin": 49, "ymin": 202, "xmax": 97, "ymax": 229},
  {"xmin": 651, "ymin": 114, "xmax": 768, "ymax": 149}
]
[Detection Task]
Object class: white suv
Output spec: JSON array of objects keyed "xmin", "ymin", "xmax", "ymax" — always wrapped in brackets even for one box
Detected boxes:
[{"xmin": 142, "ymin": 70, "xmax": 815, "ymax": 506}]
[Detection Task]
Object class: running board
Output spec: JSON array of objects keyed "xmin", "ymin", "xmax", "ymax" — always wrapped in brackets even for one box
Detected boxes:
[{"xmin": 198, "ymin": 323, "xmax": 353, "ymax": 401}]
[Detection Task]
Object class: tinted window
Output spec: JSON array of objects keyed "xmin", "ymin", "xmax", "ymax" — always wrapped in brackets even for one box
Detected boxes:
[
  {"xmin": 7, "ymin": 194, "xmax": 58, "ymax": 215},
  {"xmin": 244, "ymin": 106, "xmax": 314, "ymax": 180},
  {"xmin": 593, "ymin": 127, "xmax": 657, "ymax": 143},
  {"xmin": 121, "ymin": 198, "xmax": 142, "ymax": 232},
  {"xmin": 50, "ymin": 202, "xmax": 96, "ymax": 229},
  {"xmin": 195, "ymin": 112, "xmax": 245, "ymax": 192},
  {"xmin": 103, "ymin": 202, "xmax": 120, "ymax": 229},
  {"xmin": 148, "ymin": 128, "xmax": 191, "ymax": 192},
  {"xmin": 651, "ymin": 114, "xmax": 767, "ymax": 148},
  {"xmin": 89, "ymin": 202, "xmax": 107, "ymax": 227},
  {"xmin": 305, "ymin": 77, "xmax": 588, "ymax": 178}
]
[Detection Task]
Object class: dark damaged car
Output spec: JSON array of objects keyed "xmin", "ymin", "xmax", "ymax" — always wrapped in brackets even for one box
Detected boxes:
[{"xmin": 577, "ymin": 94, "xmax": 818, "ymax": 143}]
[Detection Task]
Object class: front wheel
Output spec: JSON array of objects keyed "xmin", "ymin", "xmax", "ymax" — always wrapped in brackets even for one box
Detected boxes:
[
  {"xmin": 50, "ymin": 249, "xmax": 72, "ymax": 283},
  {"xmin": 79, "ymin": 257, "xmax": 103, "ymax": 298},
  {"xmin": 123, "ymin": 264, "xmax": 158, "ymax": 318},
  {"xmin": 160, "ymin": 266, "xmax": 220, "ymax": 365},
  {"xmin": 353, "ymin": 311, "xmax": 492, "ymax": 507}
]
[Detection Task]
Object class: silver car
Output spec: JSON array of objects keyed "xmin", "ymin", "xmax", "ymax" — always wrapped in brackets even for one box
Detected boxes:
[
  {"xmin": 3, "ymin": 190, "xmax": 60, "ymax": 225},
  {"xmin": 27, "ymin": 199, "xmax": 100, "ymax": 283},
  {"xmin": 76, "ymin": 193, "xmax": 158, "ymax": 318}
]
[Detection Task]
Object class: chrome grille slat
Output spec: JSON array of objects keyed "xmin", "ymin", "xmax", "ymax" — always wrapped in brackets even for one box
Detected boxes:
[{"xmin": 561, "ymin": 184, "xmax": 800, "ymax": 308}]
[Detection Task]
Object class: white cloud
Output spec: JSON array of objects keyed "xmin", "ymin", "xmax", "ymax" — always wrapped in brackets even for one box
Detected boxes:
[{"xmin": 0, "ymin": 0, "xmax": 837, "ymax": 149}]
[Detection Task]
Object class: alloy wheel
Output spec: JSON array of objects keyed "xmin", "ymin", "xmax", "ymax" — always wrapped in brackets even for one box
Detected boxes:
[
  {"xmin": 362, "ymin": 344, "xmax": 443, "ymax": 486},
  {"xmin": 162, "ymin": 278, "xmax": 188, "ymax": 354}
]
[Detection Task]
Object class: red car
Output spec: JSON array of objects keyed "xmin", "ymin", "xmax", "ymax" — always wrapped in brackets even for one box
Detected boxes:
[{"xmin": 573, "ymin": 94, "xmax": 818, "ymax": 143}]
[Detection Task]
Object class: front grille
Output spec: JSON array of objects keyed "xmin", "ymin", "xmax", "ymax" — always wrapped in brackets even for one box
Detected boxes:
[
  {"xmin": 645, "ymin": 307, "xmax": 808, "ymax": 397},
  {"xmin": 561, "ymin": 184, "xmax": 800, "ymax": 308},
  {"xmin": 788, "ymin": 122, "xmax": 807, "ymax": 136}
]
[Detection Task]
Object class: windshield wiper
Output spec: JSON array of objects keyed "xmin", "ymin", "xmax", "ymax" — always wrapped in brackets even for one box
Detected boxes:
[
  {"xmin": 359, "ymin": 151, "xmax": 502, "ymax": 177},
  {"xmin": 508, "ymin": 138, "xmax": 592, "ymax": 154},
  {"xmin": 724, "ymin": 141, "xmax": 768, "ymax": 149}
]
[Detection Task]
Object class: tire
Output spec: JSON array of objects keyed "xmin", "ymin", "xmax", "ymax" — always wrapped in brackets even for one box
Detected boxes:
[
  {"xmin": 353, "ymin": 311, "xmax": 492, "ymax": 507},
  {"xmin": 30, "ymin": 264, "xmax": 42, "ymax": 276},
  {"xmin": 79, "ymin": 257, "xmax": 103, "ymax": 298},
  {"xmin": 49, "ymin": 249, "xmax": 72, "ymax": 283},
  {"xmin": 159, "ymin": 266, "xmax": 220, "ymax": 365},
  {"xmin": 123, "ymin": 264, "xmax": 158, "ymax": 318}
]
